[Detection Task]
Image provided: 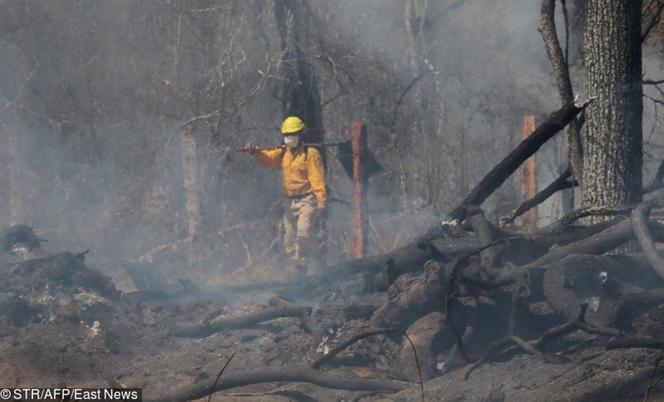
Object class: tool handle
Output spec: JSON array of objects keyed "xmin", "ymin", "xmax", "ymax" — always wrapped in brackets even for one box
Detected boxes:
[
  {"xmin": 234, "ymin": 142, "xmax": 346, "ymax": 153},
  {"xmin": 233, "ymin": 145, "xmax": 284, "ymax": 153}
]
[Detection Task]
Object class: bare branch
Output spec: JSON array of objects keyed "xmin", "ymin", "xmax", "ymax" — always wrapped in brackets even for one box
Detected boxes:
[{"xmin": 503, "ymin": 167, "xmax": 576, "ymax": 225}]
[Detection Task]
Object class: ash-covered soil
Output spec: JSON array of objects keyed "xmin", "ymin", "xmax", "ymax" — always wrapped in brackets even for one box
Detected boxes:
[{"xmin": 2, "ymin": 243, "xmax": 664, "ymax": 402}]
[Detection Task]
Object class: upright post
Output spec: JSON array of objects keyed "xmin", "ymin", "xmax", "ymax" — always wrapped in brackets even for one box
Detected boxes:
[
  {"xmin": 520, "ymin": 115, "xmax": 538, "ymax": 231},
  {"xmin": 352, "ymin": 121, "xmax": 368, "ymax": 259}
]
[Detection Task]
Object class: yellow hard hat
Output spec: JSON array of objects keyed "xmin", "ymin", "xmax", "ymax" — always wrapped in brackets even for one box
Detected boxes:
[{"xmin": 281, "ymin": 116, "xmax": 305, "ymax": 135}]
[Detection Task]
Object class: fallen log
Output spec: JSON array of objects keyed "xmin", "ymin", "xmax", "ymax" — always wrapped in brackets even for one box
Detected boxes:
[
  {"xmin": 427, "ymin": 215, "xmax": 616, "ymax": 270},
  {"xmin": 644, "ymin": 160, "xmax": 664, "ymax": 193},
  {"xmin": 542, "ymin": 254, "xmax": 626, "ymax": 324},
  {"xmin": 477, "ymin": 214, "xmax": 664, "ymax": 290},
  {"xmin": 231, "ymin": 208, "xmax": 625, "ymax": 301},
  {"xmin": 173, "ymin": 301, "xmax": 312, "ymax": 338},
  {"xmin": 268, "ymin": 295, "xmax": 317, "ymax": 336},
  {"xmin": 144, "ymin": 367, "xmax": 410, "ymax": 402},
  {"xmin": 600, "ymin": 274, "xmax": 664, "ymax": 319},
  {"xmin": 606, "ymin": 337, "xmax": 664, "ymax": 350},
  {"xmin": 632, "ymin": 203, "xmax": 664, "ymax": 281},
  {"xmin": 371, "ymin": 260, "xmax": 445, "ymax": 328}
]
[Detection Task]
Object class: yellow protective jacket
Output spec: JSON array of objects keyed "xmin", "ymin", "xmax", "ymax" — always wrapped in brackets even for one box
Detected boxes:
[{"xmin": 253, "ymin": 145, "xmax": 327, "ymax": 209}]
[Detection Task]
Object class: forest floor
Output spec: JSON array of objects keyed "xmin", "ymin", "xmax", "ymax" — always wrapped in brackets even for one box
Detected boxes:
[{"xmin": 2, "ymin": 245, "xmax": 664, "ymax": 402}]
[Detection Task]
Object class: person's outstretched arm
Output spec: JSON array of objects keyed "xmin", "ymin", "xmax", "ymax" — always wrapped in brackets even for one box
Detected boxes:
[{"xmin": 250, "ymin": 146, "xmax": 284, "ymax": 170}]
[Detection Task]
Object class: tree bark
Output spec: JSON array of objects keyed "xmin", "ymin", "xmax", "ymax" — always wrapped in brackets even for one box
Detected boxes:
[{"xmin": 582, "ymin": 0, "xmax": 643, "ymax": 216}]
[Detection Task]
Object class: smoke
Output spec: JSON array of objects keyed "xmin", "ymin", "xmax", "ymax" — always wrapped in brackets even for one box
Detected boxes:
[{"xmin": 1, "ymin": 0, "xmax": 663, "ymax": 294}]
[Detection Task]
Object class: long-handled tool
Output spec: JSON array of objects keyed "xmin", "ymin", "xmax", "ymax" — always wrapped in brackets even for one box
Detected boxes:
[{"xmin": 233, "ymin": 141, "xmax": 349, "ymax": 153}]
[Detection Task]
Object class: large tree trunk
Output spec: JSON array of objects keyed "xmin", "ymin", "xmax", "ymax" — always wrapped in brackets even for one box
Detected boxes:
[
  {"xmin": 274, "ymin": 0, "xmax": 325, "ymax": 150},
  {"xmin": 582, "ymin": 0, "xmax": 643, "ymax": 215}
]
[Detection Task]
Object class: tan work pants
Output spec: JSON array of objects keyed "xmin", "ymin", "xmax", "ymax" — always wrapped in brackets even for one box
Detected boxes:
[{"xmin": 283, "ymin": 193, "xmax": 318, "ymax": 264}]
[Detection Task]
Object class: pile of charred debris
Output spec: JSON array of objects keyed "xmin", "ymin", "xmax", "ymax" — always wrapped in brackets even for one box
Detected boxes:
[{"xmin": 4, "ymin": 101, "xmax": 664, "ymax": 401}]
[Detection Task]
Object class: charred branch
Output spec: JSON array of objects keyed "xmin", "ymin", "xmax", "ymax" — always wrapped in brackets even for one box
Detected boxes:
[
  {"xmin": 174, "ymin": 298, "xmax": 313, "ymax": 338},
  {"xmin": 447, "ymin": 99, "xmax": 591, "ymax": 222},
  {"xmin": 557, "ymin": 205, "xmax": 634, "ymax": 226},
  {"xmin": 144, "ymin": 367, "xmax": 410, "ymax": 402},
  {"xmin": 606, "ymin": 337, "xmax": 664, "ymax": 350},
  {"xmin": 503, "ymin": 168, "xmax": 576, "ymax": 225}
]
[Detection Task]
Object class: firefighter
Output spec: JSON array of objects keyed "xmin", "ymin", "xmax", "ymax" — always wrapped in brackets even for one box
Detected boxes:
[{"xmin": 247, "ymin": 116, "xmax": 327, "ymax": 272}]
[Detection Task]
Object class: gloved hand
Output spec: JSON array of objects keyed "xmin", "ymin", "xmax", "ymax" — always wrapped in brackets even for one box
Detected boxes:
[{"xmin": 245, "ymin": 143, "xmax": 257, "ymax": 154}]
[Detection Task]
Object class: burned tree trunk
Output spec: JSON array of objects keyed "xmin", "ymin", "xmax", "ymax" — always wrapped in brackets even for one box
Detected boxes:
[
  {"xmin": 274, "ymin": 0, "xmax": 325, "ymax": 152},
  {"xmin": 582, "ymin": 0, "xmax": 643, "ymax": 215}
]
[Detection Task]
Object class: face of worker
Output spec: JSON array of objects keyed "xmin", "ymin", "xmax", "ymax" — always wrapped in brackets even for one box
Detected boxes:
[{"xmin": 284, "ymin": 134, "xmax": 300, "ymax": 148}]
